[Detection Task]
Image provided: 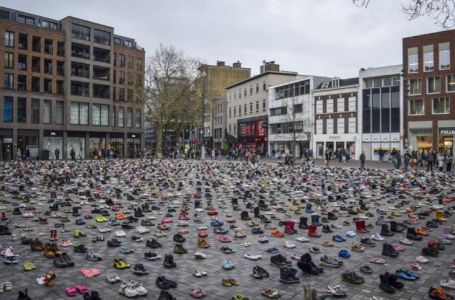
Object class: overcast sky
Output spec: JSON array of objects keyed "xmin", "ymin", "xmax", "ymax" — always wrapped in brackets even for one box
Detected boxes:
[{"xmin": 4, "ymin": 0, "xmax": 441, "ymax": 77}]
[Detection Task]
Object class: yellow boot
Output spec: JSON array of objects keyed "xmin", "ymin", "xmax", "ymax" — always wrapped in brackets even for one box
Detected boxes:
[{"xmin": 436, "ymin": 210, "xmax": 447, "ymax": 222}]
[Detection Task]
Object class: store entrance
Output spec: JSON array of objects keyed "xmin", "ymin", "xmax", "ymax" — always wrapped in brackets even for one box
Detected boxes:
[{"xmin": 2, "ymin": 142, "xmax": 12, "ymax": 161}]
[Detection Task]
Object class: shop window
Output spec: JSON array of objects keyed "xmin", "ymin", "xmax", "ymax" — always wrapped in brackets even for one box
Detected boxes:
[{"xmin": 3, "ymin": 96, "xmax": 13, "ymax": 122}]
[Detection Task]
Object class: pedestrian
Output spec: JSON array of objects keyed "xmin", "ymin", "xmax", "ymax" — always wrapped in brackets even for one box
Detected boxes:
[
  {"xmin": 70, "ymin": 148, "xmax": 76, "ymax": 161},
  {"xmin": 54, "ymin": 148, "xmax": 60, "ymax": 160},
  {"xmin": 438, "ymin": 153, "xmax": 445, "ymax": 172},
  {"xmin": 16, "ymin": 148, "xmax": 22, "ymax": 161},
  {"xmin": 447, "ymin": 153, "xmax": 453, "ymax": 172},
  {"xmin": 359, "ymin": 151, "xmax": 366, "ymax": 170},
  {"xmin": 403, "ymin": 151, "xmax": 411, "ymax": 172},
  {"xmin": 427, "ymin": 150, "xmax": 434, "ymax": 173}
]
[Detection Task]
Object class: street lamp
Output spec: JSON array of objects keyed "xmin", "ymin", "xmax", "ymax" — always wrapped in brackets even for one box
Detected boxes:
[
  {"xmin": 200, "ymin": 70, "xmax": 207, "ymax": 160},
  {"xmin": 131, "ymin": 134, "xmax": 136, "ymax": 158}
]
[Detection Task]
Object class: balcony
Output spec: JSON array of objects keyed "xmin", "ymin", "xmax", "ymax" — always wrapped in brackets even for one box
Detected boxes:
[
  {"xmin": 93, "ymin": 48, "xmax": 110, "ymax": 63},
  {"xmin": 71, "ymin": 81, "xmax": 89, "ymax": 97},
  {"xmin": 71, "ymin": 62, "xmax": 90, "ymax": 78},
  {"xmin": 93, "ymin": 66, "xmax": 110, "ymax": 81},
  {"xmin": 93, "ymin": 84, "xmax": 110, "ymax": 99},
  {"xmin": 71, "ymin": 43, "xmax": 90, "ymax": 60}
]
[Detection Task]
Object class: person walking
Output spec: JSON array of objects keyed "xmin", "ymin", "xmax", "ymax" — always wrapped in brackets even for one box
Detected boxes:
[
  {"xmin": 403, "ymin": 151, "xmax": 411, "ymax": 172},
  {"xmin": 359, "ymin": 151, "xmax": 366, "ymax": 170},
  {"xmin": 438, "ymin": 152, "xmax": 445, "ymax": 172},
  {"xmin": 54, "ymin": 148, "xmax": 60, "ymax": 160},
  {"xmin": 70, "ymin": 148, "xmax": 76, "ymax": 161},
  {"xmin": 427, "ymin": 150, "xmax": 434, "ymax": 173},
  {"xmin": 447, "ymin": 153, "xmax": 453, "ymax": 172}
]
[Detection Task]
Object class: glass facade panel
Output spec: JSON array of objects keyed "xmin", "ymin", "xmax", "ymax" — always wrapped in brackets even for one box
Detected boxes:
[
  {"xmin": 42, "ymin": 100, "xmax": 51, "ymax": 124},
  {"xmin": 362, "ymin": 90, "xmax": 371, "ymax": 133},
  {"xmin": 92, "ymin": 104, "xmax": 100, "ymax": 125},
  {"xmin": 118, "ymin": 107, "xmax": 124, "ymax": 127},
  {"xmin": 391, "ymin": 86, "xmax": 400, "ymax": 132},
  {"xmin": 381, "ymin": 87, "xmax": 390, "ymax": 133},
  {"xmin": 17, "ymin": 97, "xmax": 26, "ymax": 123},
  {"xmin": 67, "ymin": 137, "xmax": 85, "ymax": 159},
  {"xmin": 31, "ymin": 99, "xmax": 40, "ymax": 123},
  {"xmin": 101, "ymin": 105, "xmax": 109, "ymax": 126},
  {"xmin": 3, "ymin": 96, "xmax": 13, "ymax": 122},
  {"xmin": 371, "ymin": 88, "xmax": 380, "ymax": 133},
  {"xmin": 55, "ymin": 101, "xmax": 63, "ymax": 124}
]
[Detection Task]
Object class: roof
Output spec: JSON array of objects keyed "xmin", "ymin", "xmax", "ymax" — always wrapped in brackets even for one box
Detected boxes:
[
  {"xmin": 225, "ymin": 71, "xmax": 297, "ymax": 90},
  {"xmin": 315, "ymin": 77, "xmax": 358, "ymax": 90}
]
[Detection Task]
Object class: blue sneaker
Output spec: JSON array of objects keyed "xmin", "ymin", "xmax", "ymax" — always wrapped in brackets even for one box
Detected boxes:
[
  {"xmin": 333, "ymin": 235, "xmax": 346, "ymax": 243},
  {"xmin": 338, "ymin": 249, "xmax": 351, "ymax": 258},
  {"xmin": 120, "ymin": 246, "xmax": 133, "ymax": 254},
  {"xmin": 222, "ymin": 260, "xmax": 234, "ymax": 270},
  {"xmin": 265, "ymin": 247, "xmax": 280, "ymax": 254}
]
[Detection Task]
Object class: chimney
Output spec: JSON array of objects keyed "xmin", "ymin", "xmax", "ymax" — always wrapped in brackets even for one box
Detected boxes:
[
  {"xmin": 216, "ymin": 61, "xmax": 225, "ymax": 67},
  {"xmin": 232, "ymin": 61, "xmax": 242, "ymax": 68},
  {"xmin": 260, "ymin": 60, "xmax": 280, "ymax": 73}
]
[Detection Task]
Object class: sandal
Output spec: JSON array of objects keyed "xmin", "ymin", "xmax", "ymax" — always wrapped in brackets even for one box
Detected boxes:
[
  {"xmin": 190, "ymin": 286, "xmax": 207, "ymax": 298},
  {"xmin": 261, "ymin": 288, "xmax": 281, "ymax": 298}
]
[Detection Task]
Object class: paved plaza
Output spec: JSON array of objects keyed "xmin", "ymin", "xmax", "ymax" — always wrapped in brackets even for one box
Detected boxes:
[{"xmin": 0, "ymin": 159, "xmax": 454, "ymax": 300}]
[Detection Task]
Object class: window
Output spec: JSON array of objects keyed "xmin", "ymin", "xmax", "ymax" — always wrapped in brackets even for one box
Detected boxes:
[
  {"xmin": 229, "ymin": 108, "xmax": 232, "ymax": 118},
  {"xmin": 427, "ymin": 76, "xmax": 440, "ymax": 94},
  {"xmin": 72, "ymin": 24, "xmax": 90, "ymax": 41},
  {"xmin": 119, "ymin": 71, "xmax": 125, "ymax": 84},
  {"xmin": 433, "ymin": 97, "xmax": 450, "ymax": 114},
  {"xmin": 408, "ymin": 47, "xmax": 418, "ymax": 73},
  {"xmin": 4, "ymin": 73, "xmax": 13, "ymax": 89},
  {"xmin": 119, "ymin": 54, "xmax": 125, "ymax": 67},
  {"xmin": 249, "ymin": 102, "xmax": 253, "ymax": 114},
  {"xmin": 114, "ymin": 37, "xmax": 121, "ymax": 45},
  {"xmin": 256, "ymin": 101, "xmax": 259, "ymax": 113},
  {"xmin": 348, "ymin": 117, "xmax": 356, "ymax": 133},
  {"xmin": 127, "ymin": 108, "xmax": 133, "ymax": 127},
  {"xmin": 447, "ymin": 75, "xmax": 455, "ymax": 92},
  {"xmin": 70, "ymin": 102, "xmax": 89, "ymax": 125},
  {"xmin": 71, "ymin": 43, "xmax": 90, "ymax": 59},
  {"xmin": 55, "ymin": 101, "xmax": 63, "ymax": 124},
  {"xmin": 233, "ymin": 107, "xmax": 236, "ymax": 117},
  {"xmin": 118, "ymin": 107, "xmax": 124, "ymax": 127},
  {"xmin": 3, "ymin": 97, "xmax": 13, "ymax": 122},
  {"xmin": 94, "ymin": 29, "xmax": 110, "ymax": 45},
  {"xmin": 337, "ymin": 118, "xmax": 344, "ymax": 134},
  {"xmin": 348, "ymin": 96, "xmax": 356, "ymax": 111},
  {"xmin": 18, "ymin": 54, "xmax": 26, "ymax": 70},
  {"xmin": 238, "ymin": 105, "xmax": 241, "ymax": 117},
  {"xmin": 32, "ymin": 36, "xmax": 41, "ymax": 52},
  {"xmin": 18, "ymin": 75, "xmax": 26, "ymax": 91},
  {"xmin": 409, "ymin": 99, "xmax": 424, "ymax": 115},
  {"xmin": 17, "ymin": 97, "xmax": 27, "ymax": 123},
  {"xmin": 440, "ymin": 42, "xmax": 450, "ymax": 70},
  {"xmin": 4, "ymin": 53, "xmax": 13, "ymax": 68},
  {"xmin": 316, "ymin": 100, "xmax": 323, "ymax": 114},
  {"xmin": 135, "ymin": 110, "xmax": 141, "ymax": 128},
  {"xmin": 44, "ymin": 79, "xmax": 52, "ymax": 93},
  {"xmin": 71, "ymin": 81, "xmax": 89, "ymax": 97},
  {"xmin": 256, "ymin": 84, "xmax": 259, "ymax": 93},
  {"xmin": 17, "ymin": 15, "xmax": 34, "ymax": 25},
  {"xmin": 31, "ymin": 99, "xmax": 40, "ymax": 123},
  {"xmin": 42, "ymin": 100, "xmax": 51, "ymax": 124},
  {"xmin": 92, "ymin": 104, "xmax": 109, "ymax": 126},
  {"xmin": 249, "ymin": 86, "xmax": 253, "ymax": 95},
  {"xmin": 423, "ymin": 45, "xmax": 434, "ymax": 72},
  {"xmin": 293, "ymin": 104, "xmax": 303, "ymax": 113},
  {"xmin": 262, "ymin": 100, "xmax": 266, "ymax": 111},
  {"xmin": 44, "ymin": 39, "xmax": 53, "ymax": 54},
  {"xmin": 93, "ymin": 84, "xmax": 110, "ymax": 99},
  {"xmin": 5, "ymin": 31, "xmax": 14, "ymax": 48},
  {"xmin": 337, "ymin": 98, "xmax": 344, "ymax": 112},
  {"xmin": 44, "ymin": 59, "xmax": 52, "ymax": 74},
  {"xmin": 32, "ymin": 77, "xmax": 40, "ymax": 92},
  {"xmin": 18, "ymin": 33, "xmax": 27, "ymax": 50},
  {"xmin": 244, "ymin": 104, "xmax": 247, "ymax": 115},
  {"xmin": 316, "ymin": 119, "xmax": 323, "ymax": 134},
  {"xmin": 270, "ymin": 107, "xmax": 287, "ymax": 116},
  {"xmin": 409, "ymin": 79, "xmax": 421, "ymax": 95},
  {"xmin": 326, "ymin": 118, "xmax": 334, "ymax": 134},
  {"xmin": 32, "ymin": 57, "xmax": 40, "ymax": 72},
  {"xmin": 326, "ymin": 99, "xmax": 333, "ymax": 113}
]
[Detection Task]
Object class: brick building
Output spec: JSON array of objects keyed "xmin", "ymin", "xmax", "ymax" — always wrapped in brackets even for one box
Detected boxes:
[
  {"xmin": 0, "ymin": 7, "xmax": 144, "ymax": 160},
  {"xmin": 403, "ymin": 29, "xmax": 455, "ymax": 154}
]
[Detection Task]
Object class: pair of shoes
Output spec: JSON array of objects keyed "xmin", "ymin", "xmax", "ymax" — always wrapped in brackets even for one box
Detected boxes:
[
  {"xmin": 428, "ymin": 287, "xmax": 454, "ymax": 300},
  {"xmin": 65, "ymin": 285, "xmax": 88, "ymax": 297},
  {"xmin": 132, "ymin": 264, "xmax": 149, "ymax": 275},
  {"xmin": 118, "ymin": 280, "xmax": 147, "ymax": 298},
  {"xmin": 0, "ymin": 281, "xmax": 13, "ymax": 293},
  {"xmin": 222, "ymin": 260, "xmax": 234, "ymax": 270},
  {"xmin": 279, "ymin": 267, "xmax": 300, "ymax": 283},
  {"xmin": 251, "ymin": 266, "xmax": 269, "ymax": 279},
  {"xmin": 379, "ymin": 272, "xmax": 404, "ymax": 294},
  {"xmin": 85, "ymin": 251, "xmax": 102, "ymax": 261},
  {"xmin": 144, "ymin": 252, "xmax": 161, "ymax": 261},
  {"xmin": 17, "ymin": 289, "xmax": 31, "ymax": 300},
  {"xmin": 261, "ymin": 288, "xmax": 280, "ymax": 298},
  {"xmin": 113, "ymin": 259, "xmax": 130, "ymax": 269},
  {"xmin": 193, "ymin": 270, "xmax": 208, "ymax": 277},
  {"xmin": 342, "ymin": 271, "xmax": 364, "ymax": 284},
  {"xmin": 54, "ymin": 253, "xmax": 75, "ymax": 267},
  {"xmin": 23, "ymin": 261, "xmax": 36, "ymax": 271},
  {"xmin": 106, "ymin": 273, "xmax": 121, "ymax": 283},
  {"xmin": 156, "ymin": 276, "xmax": 177, "ymax": 289},
  {"xmin": 190, "ymin": 286, "xmax": 207, "ymax": 298},
  {"xmin": 163, "ymin": 254, "xmax": 177, "ymax": 268},
  {"xmin": 320, "ymin": 255, "xmax": 343, "ymax": 268},
  {"xmin": 83, "ymin": 291, "xmax": 102, "ymax": 300},
  {"xmin": 221, "ymin": 278, "xmax": 240, "ymax": 287},
  {"xmin": 395, "ymin": 269, "xmax": 420, "ymax": 281}
]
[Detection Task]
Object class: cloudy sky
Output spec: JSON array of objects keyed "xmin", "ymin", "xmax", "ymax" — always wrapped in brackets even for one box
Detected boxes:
[{"xmin": 4, "ymin": 0, "xmax": 441, "ymax": 77}]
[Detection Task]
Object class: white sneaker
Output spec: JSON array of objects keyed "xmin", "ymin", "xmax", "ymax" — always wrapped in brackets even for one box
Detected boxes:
[
  {"xmin": 98, "ymin": 227, "xmax": 112, "ymax": 233},
  {"xmin": 296, "ymin": 236, "xmax": 310, "ymax": 243},
  {"xmin": 135, "ymin": 226, "xmax": 150, "ymax": 234},
  {"xmin": 400, "ymin": 238, "xmax": 413, "ymax": 245},
  {"xmin": 416, "ymin": 256, "xmax": 429, "ymax": 263},
  {"xmin": 371, "ymin": 233, "xmax": 384, "ymax": 241},
  {"xmin": 244, "ymin": 252, "xmax": 262, "ymax": 261},
  {"xmin": 440, "ymin": 279, "xmax": 455, "ymax": 289},
  {"xmin": 194, "ymin": 251, "xmax": 206, "ymax": 259},
  {"xmin": 284, "ymin": 241, "xmax": 296, "ymax": 249},
  {"xmin": 115, "ymin": 230, "xmax": 126, "ymax": 237},
  {"xmin": 242, "ymin": 241, "xmax": 252, "ymax": 247}
]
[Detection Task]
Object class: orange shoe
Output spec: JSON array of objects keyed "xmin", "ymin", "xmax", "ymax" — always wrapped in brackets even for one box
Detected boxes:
[
  {"xmin": 271, "ymin": 229, "xmax": 284, "ymax": 238},
  {"xmin": 115, "ymin": 213, "xmax": 127, "ymax": 220},
  {"xmin": 416, "ymin": 228, "xmax": 429, "ymax": 236}
]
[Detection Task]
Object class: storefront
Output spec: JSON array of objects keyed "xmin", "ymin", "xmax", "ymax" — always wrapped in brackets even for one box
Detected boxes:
[
  {"xmin": 127, "ymin": 133, "xmax": 141, "ymax": 158},
  {"xmin": 43, "ymin": 131, "xmax": 63, "ymax": 160},
  {"xmin": 110, "ymin": 133, "xmax": 124, "ymax": 158},
  {"xmin": 439, "ymin": 128, "xmax": 455, "ymax": 154},
  {"xmin": 409, "ymin": 128, "xmax": 432, "ymax": 153},
  {"xmin": 0, "ymin": 129, "xmax": 13, "ymax": 161},
  {"xmin": 362, "ymin": 133, "xmax": 401, "ymax": 160},
  {"xmin": 67, "ymin": 132, "xmax": 86, "ymax": 160},
  {"xmin": 313, "ymin": 134, "xmax": 359, "ymax": 159},
  {"xmin": 237, "ymin": 116, "xmax": 268, "ymax": 156},
  {"xmin": 17, "ymin": 129, "xmax": 39, "ymax": 159},
  {"xmin": 89, "ymin": 132, "xmax": 106, "ymax": 159}
]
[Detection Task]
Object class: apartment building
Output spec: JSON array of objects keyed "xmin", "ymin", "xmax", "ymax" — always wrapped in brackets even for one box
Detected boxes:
[
  {"xmin": 403, "ymin": 30, "xmax": 455, "ymax": 154},
  {"xmin": 358, "ymin": 65, "xmax": 403, "ymax": 160},
  {"xmin": 268, "ymin": 76, "xmax": 328, "ymax": 157},
  {"xmin": 196, "ymin": 61, "xmax": 250, "ymax": 150},
  {"xmin": 0, "ymin": 7, "xmax": 144, "ymax": 160},
  {"xmin": 226, "ymin": 61, "xmax": 297, "ymax": 155},
  {"xmin": 313, "ymin": 77, "xmax": 359, "ymax": 159}
]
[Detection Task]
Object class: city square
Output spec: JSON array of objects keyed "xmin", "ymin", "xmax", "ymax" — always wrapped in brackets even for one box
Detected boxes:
[{"xmin": 0, "ymin": 158, "xmax": 455, "ymax": 299}]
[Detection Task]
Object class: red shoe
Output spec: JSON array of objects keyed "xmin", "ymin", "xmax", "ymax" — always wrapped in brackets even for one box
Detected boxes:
[{"xmin": 1, "ymin": 212, "xmax": 7, "ymax": 221}]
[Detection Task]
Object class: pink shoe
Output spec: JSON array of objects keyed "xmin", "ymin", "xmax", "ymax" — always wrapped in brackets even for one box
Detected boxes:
[
  {"xmin": 190, "ymin": 286, "xmax": 207, "ymax": 298},
  {"xmin": 75, "ymin": 285, "xmax": 89, "ymax": 294},
  {"xmin": 217, "ymin": 235, "xmax": 231, "ymax": 243},
  {"xmin": 66, "ymin": 287, "xmax": 77, "ymax": 297},
  {"xmin": 161, "ymin": 217, "xmax": 173, "ymax": 223},
  {"xmin": 410, "ymin": 262, "xmax": 422, "ymax": 271},
  {"xmin": 391, "ymin": 243, "xmax": 405, "ymax": 252}
]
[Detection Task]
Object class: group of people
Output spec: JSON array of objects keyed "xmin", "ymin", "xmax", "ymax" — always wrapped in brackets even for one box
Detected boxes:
[{"xmin": 389, "ymin": 149, "xmax": 453, "ymax": 173}]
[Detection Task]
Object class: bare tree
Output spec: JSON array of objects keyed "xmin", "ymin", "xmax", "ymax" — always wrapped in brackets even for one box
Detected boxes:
[
  {"xmin": 287, "ymin": 96, "xmax": 306, "ymax": 159},
  {"xmin": 144, "ymin": 44, "xmax": 201, "ymax": 155},
  {"xmin": 353, "ymin": 0, "xmax": 455, "ymax": 28}
]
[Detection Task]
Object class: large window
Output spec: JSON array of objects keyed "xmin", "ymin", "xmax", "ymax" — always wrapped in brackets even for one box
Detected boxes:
[
  {"xmin": 270, "ymin": 107, "xmax": 287, "ymax": 116},
  {"xmin": 391, "ymin": 86, "xmax": 400, "ymax": 132},
  {"xmin": 55, "ymin": 101, "xmax": 63, "ymax": 124},
  {"xmin": 17, "ymin": 97, "xmax": 26, "ymax": 123},
  {"xmin": 4, "ymin": 73, "xmax": 13, "ymax": 89},
  {"xmin": 348, "ymin": 96, "xmax": 356, "ymax": 111},
  {"xmin": 427, "ymin": 76, "xmax": 440, "ymax": 94},
  {"xmin": 4, "ymin": 52, "xmax": 13, "ymax": 68},
  {"xmin": 42, "ymin": 100, "xmax": 51, "ymax": 124},
  {"xmin": 423, "ymin": 45, "xmax": 434, "ymax": 72},
  {"xmin": 337, "ymin": 98, "xmax": 345, "ymax": 112},
  {"xmin": 72, "ymin": 24, "xmax": 90, "ymax": 41},
  {"xmin": 408, "ymin": 47, "xmax": 418, "ymax": 73},
  {"xmin": 409, "ymin": 79, "xmax": 421, "ymax": 95},
  {"xmin": 316, "ymin": 119, "xmax": 323, "ymax": 134},
  {"xmin": 3, "ymin": 96, "xmax": 13, "ymax": 122},
  {"xmin": 440, "ymin": 42, "xmax": 450, "ymax": 70},
  {"xmin": 371, "ymin": 88, "xmax": 380, "ymax": 133},
  {"xmin": 381, "ymin": 87, "xmax": 390, "ymax": 133},
  {"xmin": 316, "ymin": 100, "xmax": 323, "ymax": 114},
  {"xmin": 31, "ymin": 99, "xmax": 40, "ymax": 124},
  {"xmin": 348, "ymin": 117, "xmax": 356, "ymax": 133},
  {"xmin": 326, "ymin": 118, "xmax": 333, "ymax": 134},
  {"xmin": 5, "ymin": 31, "xmax": 14, "ymax": 48},
  {"xmin": 135, "ymin": 110, "xmax": 141, "ymax": 128},
  {"xmin": 326, "ymin": 99, "xmax": 333, "ymax": 113},
  {"xmin": 433, "ymin": 97, "xmax": 450, "ymax": 114},
  {"xmin": 409, "ymin": 99, "xmax": 424, "ymax": 115},
  {"xmin": 293, "ymin": 104, "xmax": 302, "ymax": 113},
  {"xmin": 127, "ymin": 108, "xmax": 133, "ymax": 127},
  {"xmin": 362, "ymin": 89, "xmax": 371, "ymax": 133},
  {"xmin": 71, "ymin": 81, "xmax": 89, "ymax": 97},
  {"xmin": 94, "ymin": 29, "xmax": 110, "ymax": 45},
  {"xmin": 118, "ymin": 107, "xmax": 124, "ymax": 127},
  {"xmin": 447, "ymin": 74, "xmax": 455, "ymax": 92},
  {"xmin": 92, "ymin": 104, "xmax": 109, "ymax": 126},
  {"xmin": 274, "ymin": 80, "xmax": 310, "ymax": 100},
  {"xmin": 70, "ymin": 102, "xmax": 89, "ymax": 125},
  {"xmin": 337, "ymin": 118, "xmax": 344, "ymax": 134}
]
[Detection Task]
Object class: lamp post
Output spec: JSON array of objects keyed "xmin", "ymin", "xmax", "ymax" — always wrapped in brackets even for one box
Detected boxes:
[
  {"xmin": 200, "ymin": 70, "xmax": 207, "ymax": 160},
  {"xmin": 131, "ymin": 134, "xmax": 136, "ymax": 158}
]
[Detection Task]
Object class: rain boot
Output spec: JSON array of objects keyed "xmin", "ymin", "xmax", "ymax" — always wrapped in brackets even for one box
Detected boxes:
[
  {"xmin": 308, "ymin": 225, "xmax": 321, "ymax": 238},
  {"xmin": 311, "ymin": 215, "xmax": 321, "ymax": 226},
  {"xmin": 299, "ymin": 217, "xmax": 308, "ymax": 229}
]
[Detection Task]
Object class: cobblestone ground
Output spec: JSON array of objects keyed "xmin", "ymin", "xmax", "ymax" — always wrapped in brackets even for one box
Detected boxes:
[{"xmin": 0, "ymin": 159, "xmax": 453, "ymax": 300}]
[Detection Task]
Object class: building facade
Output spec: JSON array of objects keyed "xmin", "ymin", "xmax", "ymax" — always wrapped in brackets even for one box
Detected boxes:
[
  {"xmin": 403, "ymin": 30, "xmax": 455, "ymax": 154},
  {"xmin": 0, "ymin": 7, "xmax": 144, "ymax": 160},
  {"xmin": 313, "ymin": 77, "xmax": 360, "ymax": 159},
  {"xmin": 358, "ymin": 65, "xmax": 403, "ymax": 160},
  {"xmin": 226, "ymin": 61, "xmax": 297, "ymax": 155},
  {"xmin": 196, "ymin": 61, "xmax": 250, "ymax": 150},
  {"xmin": 268, "ymin": 76, "xmax": 328, "ymax": 157},
  {"xmin": 212, "ymin": 96, "xmax": 227, "ymax": 149}
]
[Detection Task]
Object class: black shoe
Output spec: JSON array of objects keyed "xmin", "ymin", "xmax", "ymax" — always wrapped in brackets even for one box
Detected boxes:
[
  {"xmin": 406, "ymin": 227, "xmax": 423, "ymax": 241},
  {"xmin": 382, "ymin": 243, "xmax": 399, "ymax": 257},
  {"xmin": 390, "ymin": 221, "xmax": 406, "ymax": 233},
  {"xmin": 158, "ymin": 290, "xmax": 176, "ymax": 300},
  {"xmin": 380, "ymin": 224, "xmax": 394, "ymax": 237},
  {"xmin": 359, "ymin": 265, "xmax": 373, "ymax": 274},
  {"xmin": 163, "ymin": 254, "xmax": 176, "ymax": 268},
  {"xmin": 422, "ymin": 247, "xmax": 439, "ymax": 257},
  {"xmin": 387, "ymin": 273, "xmax": 404, "ymax": 289},
  {"xmin": 173, "ymin": 234, "xmax": 185, "ymax": 243},
  {"xmin": 144, "ymin": 252, "xmax": 160, "ymax": 261},
  {"xmin": 271, "ymin": 254, "xmax": 289, "ymax": 267},
  {"xmin": 360, "ymin": 238, "xmax": 376, "ymax": 247},
  {"xmin": 279, "ymin": 267, "xmax": 300, "ymax": 283},
  {"xmin": 379, "ymin": 274, "xmax": 395, "ymax": 294},
  {"xmin": 146, "ymin": 239, "xmax": 162, "ymax": 249},
  {"xmin": 132, "ymin": 263, "xmax": 149, "ymax": 275},
  {"xmin": 17, "ymin": 289, "xmax": 32, "ymax": 300},
  {"xmin": 156, "ymin": 276, "xmax": 178, "ymax": 289}
]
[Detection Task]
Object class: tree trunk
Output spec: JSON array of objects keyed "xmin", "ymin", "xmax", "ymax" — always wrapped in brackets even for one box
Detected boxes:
[{"xmin": 155, "ymin": 126, "xmax": 163, "ymax": 157}]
